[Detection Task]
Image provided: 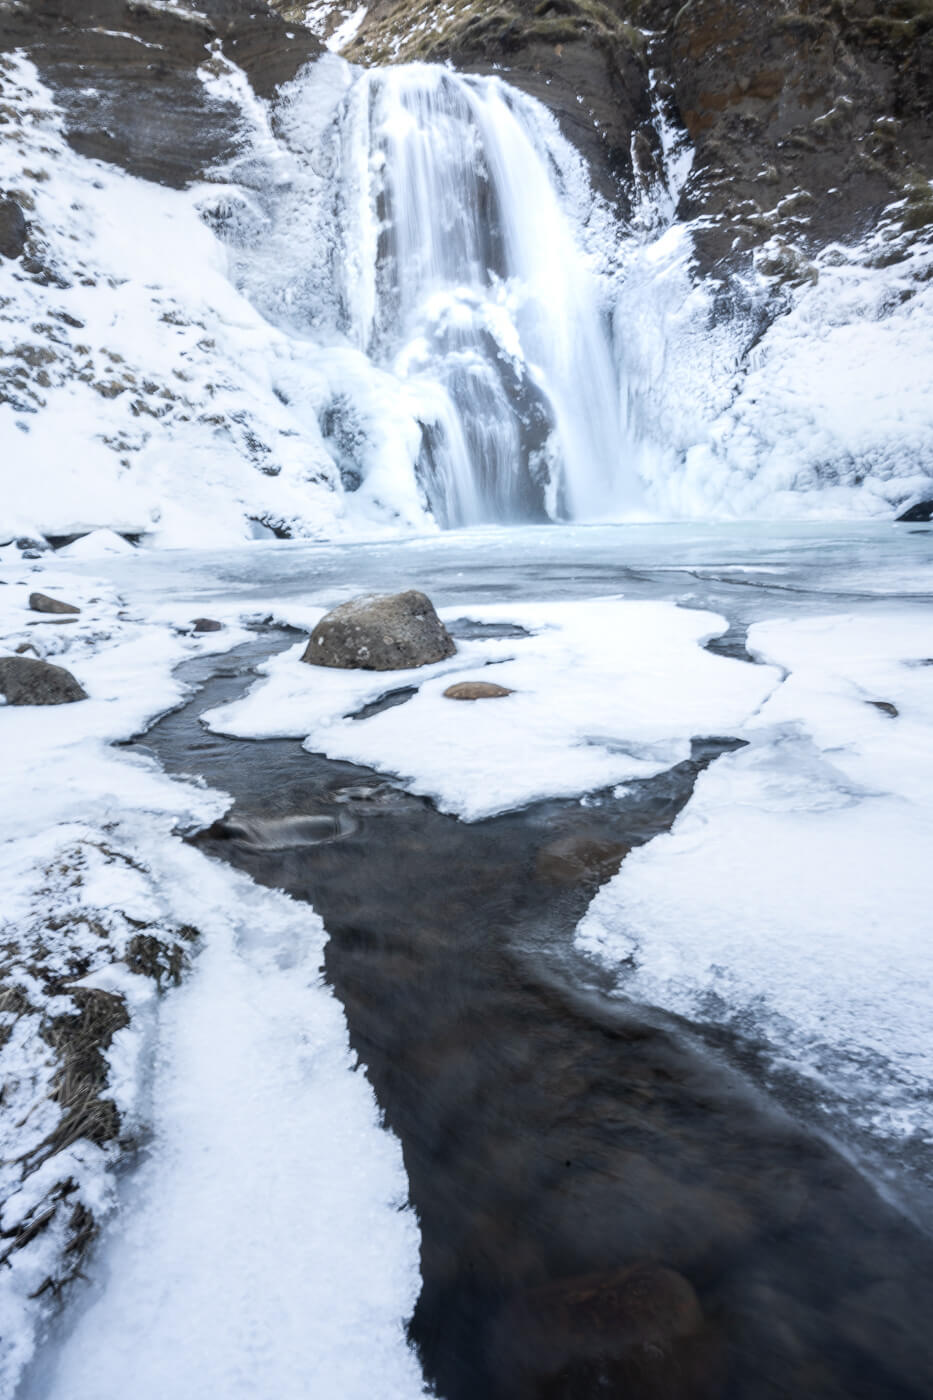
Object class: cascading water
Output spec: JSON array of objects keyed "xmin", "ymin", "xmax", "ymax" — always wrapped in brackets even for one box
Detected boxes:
[
  {"xmin": 222, "ymin": 57, "xmax": 639, "ymax": 528},
  {"xmin": 338, "ymin": 64, "xmax": 634, "ymax": 526}
]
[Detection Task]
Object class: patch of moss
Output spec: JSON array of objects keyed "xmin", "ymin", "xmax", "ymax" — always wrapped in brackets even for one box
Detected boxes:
[{"xmin": 348, "ymin": 0, "xmax": 647, "ymax": 66}]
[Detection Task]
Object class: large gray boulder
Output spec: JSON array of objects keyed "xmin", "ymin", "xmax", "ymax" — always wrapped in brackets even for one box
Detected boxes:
[
  {"xmin": 0, "ymin": 655, "xmax": 88, "ymax": 705},
  {"xmin": 302, "ymin": 590, "xmax": 456, "ymax": 671}
]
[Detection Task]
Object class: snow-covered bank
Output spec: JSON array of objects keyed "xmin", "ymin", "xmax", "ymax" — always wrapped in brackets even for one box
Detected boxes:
[
  {"xmin": 21, "ymin": 850, "xmax": 426, "ymax": 1400},
  {"xmin": 0, "ymin": 572, "xmax": 427, "ymax": 1398},
  {"xmin": 578, "ymin": 608, "xmax": 933, "ymax": 1195}
]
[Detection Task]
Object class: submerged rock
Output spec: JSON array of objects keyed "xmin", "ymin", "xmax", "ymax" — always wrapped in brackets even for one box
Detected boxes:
[
  {"xmin": 193, "ymin": 617, "xmax": 222, "ymax": 633},
  {"xmin": 444, "ymin": 680, "xmax": 514, "ymax": 700},
  {"xmin": 0, "ymin": 655, "xmax": 87, "ymax": 705},
  {"xmin": 302, "ymin": 590, "xmax": 456, "ymax": 671},
  {"xmin": 493, "ymin": 1262, "xmax": 715, "ymax": 1398},
  {"xmin": 536, "ymin": 833, "xmax": 631, "ymax": 886},
  {"xmin": 29, "ymin": 591, "xmax": 81, "ymax": 615}
]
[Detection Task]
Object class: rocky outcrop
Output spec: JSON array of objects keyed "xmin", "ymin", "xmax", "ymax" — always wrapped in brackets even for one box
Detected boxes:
[
  {"xmin": 0, "ymin": 0, "xmax": 323, "ymax": 188},
  {"xmin": 0, "ymin": 195, "xmax": 27, "ymax": 259},
  {"xmin": 302, "ymin": 591, "xmax": 456, "ymax": 670},
  {"xmin": 669, "ymin": 0, "xmax": 933, "ymax": 271},
  {"xmin": 345, "ymin": 0, "xmax": 655, "ymax": 209},
  {"xmin": 29, "ymin": 592, "xmax": 81, "ymax": 615},
  {"xmin": 345, "ymin": 0, "xmax": 933, "ymax": 275},
  {"xmin": 0, "ymin": 655, "xmax": 88, "ymax": 705}
]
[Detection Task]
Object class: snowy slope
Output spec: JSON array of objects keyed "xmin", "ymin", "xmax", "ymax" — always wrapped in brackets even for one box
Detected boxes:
[
  {"xmin": 615, "ymin": 212, "xmax": 933, "ymax": 519},
  {"xmin": 0, "ymin": 52, "xmax": 407, "ymax": 551}
]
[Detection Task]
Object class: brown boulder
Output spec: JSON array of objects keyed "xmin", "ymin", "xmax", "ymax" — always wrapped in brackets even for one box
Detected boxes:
[
  {"xmin": 0, "ymin": 196, "xmax": 27, "ymax": 260},
  {"xmin": 536, "ymin": 833, "xmax": 630, "ymax": 886},
  {"xmin": 443, "ymin": 680, "xmax": 513, "ymax": 701},
  {"xmin": 302, "ymin": 591, "xmax": 455, "ymax": 671}
]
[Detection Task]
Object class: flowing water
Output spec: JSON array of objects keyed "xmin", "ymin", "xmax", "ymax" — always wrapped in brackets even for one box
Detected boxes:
[
  {"xmin": 98, "ymin": 522, "xmax": 933, "ymax": 1400},
  {"xmin": 346, "ymin": 65, "xmax": 630, "ymax": 524},
  {"xmin": 232, "ymin": 60, "xmax": 635, "ymax": 527}
]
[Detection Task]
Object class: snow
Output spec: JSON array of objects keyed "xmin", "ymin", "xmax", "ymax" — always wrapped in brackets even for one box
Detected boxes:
[
  {"xmin": 57, "ymin": 530, "xmax": 137, "ymax": 559},
  {"xmin": 577, "ymin": 608, "xmax": 933, "ymax": 1176},
  {"xmin": 25, "ymin": 850, "xmax": 426, "ymax": 1400},
  {"xmin": 300, "ymin": 2, "xmax": 369, "ymax": 52},
  {"xmin": 327, "ymin": 5, "xmax": 369, "ymax": 51},
  {"xmin": 616, "ymin": 213, "xmax": 933, "ymax": 520},
  {"xmin": 0, "ymin": 571, "xmax": 427, "ymax": 1398},
  {"xmin": 205, "ymin": 599, "xmax": 781, "ymax": 820}
]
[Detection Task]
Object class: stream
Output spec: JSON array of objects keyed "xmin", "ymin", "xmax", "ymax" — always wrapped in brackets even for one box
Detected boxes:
[{"xmin": 124, "ymin": 533, "xmax": 933, "ymax": 1400}]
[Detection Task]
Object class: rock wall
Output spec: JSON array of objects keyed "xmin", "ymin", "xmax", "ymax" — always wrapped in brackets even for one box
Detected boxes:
[
  {"xmin": 0, "ymin": 0, "xmax": 322, "ymax": 187},
  {"xmin": 343, "ymin": 0, "xmax": 933, "ymax": 274}
]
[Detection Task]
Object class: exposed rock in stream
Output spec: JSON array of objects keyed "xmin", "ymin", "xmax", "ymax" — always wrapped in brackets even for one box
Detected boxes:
[
  {"xmin": 897, "ymin": 500, "xmax": 933, "ymax": 522},
  {"xmin": 303, "ymin": 591, "xmax": 457, "ymax": 670},
  {"xmin": 29, "ymin": 592, "xmax": 81, "ymax": 616},
  {"xmin": 444, "ymin": 680, "xmax": 515, "ymax": 700}
]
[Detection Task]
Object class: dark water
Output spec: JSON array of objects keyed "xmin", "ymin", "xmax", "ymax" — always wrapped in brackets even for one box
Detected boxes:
[{"xmin": 131, "ymin": 631, "xmax": 933, "ymax": 1400}]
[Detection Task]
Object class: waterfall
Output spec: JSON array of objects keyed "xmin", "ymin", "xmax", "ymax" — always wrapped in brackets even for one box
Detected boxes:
[
  {"xmin": 224, "ymin": 58, "xmax": 639, "ymax": 528},
  {"xmin": 335, "ymin": 64, "xmax": 636, "ymax": 527}
]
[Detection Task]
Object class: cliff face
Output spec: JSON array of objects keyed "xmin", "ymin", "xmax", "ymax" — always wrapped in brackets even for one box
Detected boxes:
[
  {"xmin": 8, "ymin": 0, "xmax": 929, "ymax": 270},
  {"xmin": 0, "ymin": 0, "xmax": 322, "ymax": 187},
  {"xmin": 344, "ymin": 0, "xmax": 933, "ymax": 273}
]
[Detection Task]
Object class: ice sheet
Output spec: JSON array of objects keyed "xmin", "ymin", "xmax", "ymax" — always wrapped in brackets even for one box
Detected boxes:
[
  {"xmin": 578, "ymin": 610, "xmax": 933, "ymax": 1168},
  {"xmin": 206, "ymin": 599, "xmax": 781, "ymax": 819}
]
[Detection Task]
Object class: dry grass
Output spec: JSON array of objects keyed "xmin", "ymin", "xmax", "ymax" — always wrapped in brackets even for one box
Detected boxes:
[{"xmin": 1, "ymin": 841, "xmax": 203, "ymax": 1312}]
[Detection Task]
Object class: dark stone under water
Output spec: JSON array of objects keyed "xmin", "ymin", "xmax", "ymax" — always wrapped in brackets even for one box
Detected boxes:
[{"xmin": 131, "ymin": 632, "xmax": 933, "ymax": 1400}]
